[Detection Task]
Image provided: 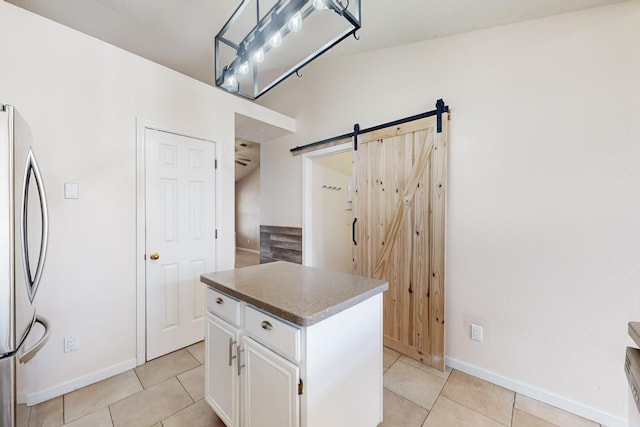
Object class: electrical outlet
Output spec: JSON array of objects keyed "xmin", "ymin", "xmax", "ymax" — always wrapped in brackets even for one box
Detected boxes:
[
  {"xmin": 471, "ymin": 324, "xmax": 483, "ymax": 342},
  {"xmin": 64, "ymin": 336, "xmax": 79, "ymax": 353}
]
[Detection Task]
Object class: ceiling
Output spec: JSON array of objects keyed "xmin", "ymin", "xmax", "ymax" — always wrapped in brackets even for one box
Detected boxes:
[
  {"xmin": 7, "ymin": 0, "xmax": 626, "ymax": 179},
  {"xmin": 7, "ymin": 0, "xmax": 627, "ymax": 89},
  {"xmin": 233, "ymin": 112, "xmax": 293, "ymax": 181},
  {"xmin": 235, "ymin": 138, "xmax": 260, "ymax": 182}
]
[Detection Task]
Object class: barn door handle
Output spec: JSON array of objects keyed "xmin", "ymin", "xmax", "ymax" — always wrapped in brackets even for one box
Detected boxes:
[{"xmin": 352, "ymin": 218, "xmax": 357, "ymax": 246}]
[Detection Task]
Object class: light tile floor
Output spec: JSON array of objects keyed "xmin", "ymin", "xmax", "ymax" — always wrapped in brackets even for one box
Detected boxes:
[
  {"xmin": 235, "ymin": 248, "xmax": 259, "ymax": 268},
  {"xmin": 21, "ymin": 343, "xmax": 602, "ymax": 427},
  {"xmin": 381, "ymin": 348, "xmax": 600, "ymax": 427}
]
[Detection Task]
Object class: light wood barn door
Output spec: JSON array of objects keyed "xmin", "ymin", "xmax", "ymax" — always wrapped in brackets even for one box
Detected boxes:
[{"xmin": 353, "ymin": 115, "xmax": 447, "ymax": 370}]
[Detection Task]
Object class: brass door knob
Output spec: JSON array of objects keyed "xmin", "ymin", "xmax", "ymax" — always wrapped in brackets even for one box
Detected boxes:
[{"xmin": 149, "ymin": 252, "xmax": 160, "ymax": 260}]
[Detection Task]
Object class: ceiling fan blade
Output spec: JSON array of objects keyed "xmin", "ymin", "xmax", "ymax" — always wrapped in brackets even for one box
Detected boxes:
[
  {"xmin": 236, "ymin": 157, "xmax": 251, "ymax": 162},
  {"xmin": 235, "ymin": 160, "xmax": 247, "ymax": 166}
]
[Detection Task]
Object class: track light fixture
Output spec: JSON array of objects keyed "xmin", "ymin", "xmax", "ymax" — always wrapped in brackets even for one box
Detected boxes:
[{"xmin": 215, "ymin": 0, "xmax": 361, "ymax": 100}]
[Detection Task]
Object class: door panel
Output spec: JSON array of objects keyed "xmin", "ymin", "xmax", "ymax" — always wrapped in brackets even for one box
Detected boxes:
[
  {"xmin": 190, "ymin": 260, "xmax": 206, "ymax": 322},
  {"xmin": 205, "ymin": 313, "xmax": 239, "ymax": 427},
  {"xmin": 146, "ymin": 129, "xmax": 216, "ymax": 360},
  {"xmin": 160, "ymin": 263, "xmax": 179, "ymax": 329},
  {"xmin": 160, "ymin": 178, "xmax": 178, "ymax": 241},
  {"xmin": 242, "ymin": 337, "xmax": 299, "ymax": 427},
  {"xmin": 353, "ymin": 116, "xmax": 447, "ymax": 370}
]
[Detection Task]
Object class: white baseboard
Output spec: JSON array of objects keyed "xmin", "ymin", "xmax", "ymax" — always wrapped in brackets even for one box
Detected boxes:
[
  {"xmin": 445, "ymin": 357, "xmax": 628, "ymax": 427},
  {"xmin": 18, "ymin": 358, "xmax": 137, "ymax": 406},
  {"xmin": 236, "ymin": 247, "xmax": 259, "ymax": 254}
]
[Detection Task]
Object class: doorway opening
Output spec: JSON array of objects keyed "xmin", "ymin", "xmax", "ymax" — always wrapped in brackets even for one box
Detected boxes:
[
  {"xmin": 235, "ymin": 139, "xmax": 261, "ymax": 268},
  {"xmin": 302, "ymin": 143, "xmax": 353, "ymax": 274}
]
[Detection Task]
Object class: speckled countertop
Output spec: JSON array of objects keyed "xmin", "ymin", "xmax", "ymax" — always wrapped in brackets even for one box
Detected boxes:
[
  {"xmin": 200, "ymin": 261, "xmax": 388, "ymax": 327},
  {"xmin": 630, "ymin": 322, "xmax": 640, "ymax": 347}
]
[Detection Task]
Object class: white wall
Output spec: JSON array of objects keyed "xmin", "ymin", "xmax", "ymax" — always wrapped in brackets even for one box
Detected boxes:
[
  {"xmin": 309, "ymin": 152, "xmax": 352, "ymax": 274},
  {"xmin": 260, "ymin": 132, "xmax": 302, "ymax": 227},
  {"xmin": 0, "ymin": 2, "xmax": 293, "ymax": 403},
  {"xmin": 259, "ymin": 1, "xmax": 640, "ymax": 424},
  {"xmin": 235, "ymin": 166, "xmax": 260, "ymax": 251}
]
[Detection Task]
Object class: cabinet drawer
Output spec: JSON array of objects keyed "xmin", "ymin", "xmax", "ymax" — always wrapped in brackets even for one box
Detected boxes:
[
  {"xmin": 244, "ymin": 306, "xmax": 301, "ymax": 363},
  {"xmin": 207, "ymin": 288, "xmax": 241, "ymax": 326}
]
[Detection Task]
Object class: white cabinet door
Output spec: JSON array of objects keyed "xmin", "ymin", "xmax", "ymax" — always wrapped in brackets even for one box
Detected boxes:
[
  {"xmin": 206, "ymin": 313, "xmax": 239, "ymax": 427},
  {"xmin": 242, "ymin": 337, "xmax": 300, "ymax": 427}
]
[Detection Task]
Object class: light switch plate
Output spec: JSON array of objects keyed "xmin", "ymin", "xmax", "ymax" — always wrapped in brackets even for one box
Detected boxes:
[{"xmin": 64, "ymin": 183, "xmax": 79, "ymax": 199}]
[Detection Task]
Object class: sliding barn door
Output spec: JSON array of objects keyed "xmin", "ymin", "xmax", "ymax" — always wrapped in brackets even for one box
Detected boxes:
[{"xmin": 353, "ymin": 115, "xmax": 447, "ymax": 370}]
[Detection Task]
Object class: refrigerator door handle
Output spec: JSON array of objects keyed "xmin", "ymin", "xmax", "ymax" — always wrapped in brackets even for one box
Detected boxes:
[
  {"xmin": 21, "ymin": 148, "xmax": 49, "ymax": 303},
  {"xmin": 18, "ymin": 316, "xmax": 49, "ymax": 364}
]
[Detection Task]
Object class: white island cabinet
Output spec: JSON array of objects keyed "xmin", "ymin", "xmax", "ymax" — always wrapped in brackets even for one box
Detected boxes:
[{"xmin": 201, "ymin": 261, "xmax": 388, "ymax": 427}]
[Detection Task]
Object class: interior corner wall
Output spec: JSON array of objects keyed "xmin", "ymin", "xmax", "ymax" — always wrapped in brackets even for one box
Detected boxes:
[
  {"xmin": 258, "ymin": 1, "xmax": 640, "ymax": 424},
  {"xmin": 0, "ymin": 1, "xmax": 292, "ymax": 403},
  {"xmin": 235, "ymin": 167, "xmax": 261, "ymax": 251}
]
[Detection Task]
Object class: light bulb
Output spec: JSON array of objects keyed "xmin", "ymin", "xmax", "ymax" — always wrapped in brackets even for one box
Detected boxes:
[
  {"xmin": 225, "ymin": 74, "xmax": 237, "ymax": 89},
  {"xmin": 313, "ymin": 0, "xmax": 327, "ymax": 10},
  {"xmin": 252, "ymin": 48, "xmax": 264, "ymax": 63},
  {"xmin": 237, "ymin": 61, "xmax": 249, "ymax": 76},
  {"xmin": 288, "ymin": 12, "xmax": 302, "ymax": 32},
  {"xmin": 269, "ymin": 32, "xmax": 282, "ymax": 48}
]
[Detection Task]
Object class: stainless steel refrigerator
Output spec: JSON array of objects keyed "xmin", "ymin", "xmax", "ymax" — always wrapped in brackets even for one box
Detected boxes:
[{"xmin": 1, "ymin": 104, "xmax": 50, "ymax": 427}]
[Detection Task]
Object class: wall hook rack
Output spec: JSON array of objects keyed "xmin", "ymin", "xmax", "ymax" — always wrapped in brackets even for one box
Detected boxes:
[{"xmin": 321, "ymin": 185, "xmax": 342, "ymax": 191}]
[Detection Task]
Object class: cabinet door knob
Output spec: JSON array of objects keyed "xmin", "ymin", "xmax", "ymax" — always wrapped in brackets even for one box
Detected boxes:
[
  {"xmin": 216, "ymin": 297, "xmax": 224, "ymax": 304},
  {"xmin": 261, "ymin": 320, "xmax": 273, "ymax": 331}
]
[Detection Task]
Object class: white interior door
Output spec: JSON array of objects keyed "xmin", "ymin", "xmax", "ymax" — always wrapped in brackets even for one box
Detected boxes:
[{"xmin": 145, "ymin": 129, "xmax": 216, "ymax": 360}]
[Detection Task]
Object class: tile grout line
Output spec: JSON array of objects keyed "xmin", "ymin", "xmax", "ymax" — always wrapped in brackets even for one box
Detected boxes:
[
  {"xmin": 161, "ymin": 349, "xmax": 204, "ymax": 426},
  {"xmin": 132, "ymin": 366, "xmax": 144, "ymax": 389},
  {"xmin": 510, "ymin": 391, "xmax": 516, "ymax": 426},
  {"xmin": 62, "ymin": 393, "xmax": 66, "ymax": 426},
  {"xmin": 86, "ymin": 369, "xmax": 142, "ymax": 426},
  {"xmin": 158, "ymin": 375, "xmax": 196, "ymax": 426},
  {"xmin": 393, "ymin": 353, "xmax": 602, "ymax": 426},
  {"xmin": 384, "ymin": 352, "xmax": 434, "ymax": 427},
  {"xmin": 35, "ymin": 344, "xmax": 203, "ymax": 427},
  {"xmin": 391, "ymin": 354, "xmax": 600, "ymax": 426},
  {"xmin": 384, "ymin": 387, "xmax": 431, "ymax": 426},
  {"xmin": 439, "ymin": 370, "xmax": 517, "ymax": 427},
  {"xmin": 424, "ymin": 366, "xmax": 456, "ymax": 423},
  {"xmin": 175, "ymin": 373, "xmax": 196, "ymax": 405}
]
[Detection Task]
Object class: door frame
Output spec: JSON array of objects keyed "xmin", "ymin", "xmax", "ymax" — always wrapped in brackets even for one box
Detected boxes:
[
  {"xmin": 135, "ymin": 118, "xmax": 219, "ymax": 366},
  {"xmin": 301, "ymin": 142, "xmax": 352, "ymax": 267}
]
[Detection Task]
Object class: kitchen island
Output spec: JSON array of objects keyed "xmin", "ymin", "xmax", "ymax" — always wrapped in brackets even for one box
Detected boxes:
[{"xmin": 200, "ymin": 261, "xmax": 388, "ymax": 427}]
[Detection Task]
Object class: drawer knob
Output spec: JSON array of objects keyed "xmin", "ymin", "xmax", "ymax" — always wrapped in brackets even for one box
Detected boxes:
[
  {"xmin": 216, "ymin": 297, "xmax": 224, "ymax": 304},
  {"xmin": 261, "ymin": 320, "xmax": 273, "ymax": 331}
]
